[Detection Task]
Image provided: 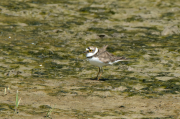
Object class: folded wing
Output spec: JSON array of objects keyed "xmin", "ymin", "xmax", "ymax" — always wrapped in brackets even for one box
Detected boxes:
[{"xmin": 97, "ymin": 46, "xmax": 126, "ymax": 64}]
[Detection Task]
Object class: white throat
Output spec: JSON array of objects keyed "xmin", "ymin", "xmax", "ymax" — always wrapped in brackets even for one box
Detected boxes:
[{"xmin": 86, "ymin": 48, "xmax": 98, "ymax": 58}]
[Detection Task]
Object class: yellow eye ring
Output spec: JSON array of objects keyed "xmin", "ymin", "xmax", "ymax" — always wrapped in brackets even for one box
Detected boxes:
[{"xmin": 89, "ymin": 49, "xmax": 92, "ymax": 52}]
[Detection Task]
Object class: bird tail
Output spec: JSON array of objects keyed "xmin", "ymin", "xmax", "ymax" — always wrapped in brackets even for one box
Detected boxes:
[{"xmin": 116, "ymin": 56, "xmax": 127, "ymax": 61}]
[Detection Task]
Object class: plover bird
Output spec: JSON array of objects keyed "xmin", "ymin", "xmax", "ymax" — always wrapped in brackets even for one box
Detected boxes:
[{"xmin": 84, "ymin": 45, "xmax": 127, "ymax": 80}]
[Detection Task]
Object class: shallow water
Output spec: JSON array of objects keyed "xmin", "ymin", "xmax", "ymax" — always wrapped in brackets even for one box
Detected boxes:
[{"xmin": 0, "ymin": 0, "xmax": 180, "ymax": 118}]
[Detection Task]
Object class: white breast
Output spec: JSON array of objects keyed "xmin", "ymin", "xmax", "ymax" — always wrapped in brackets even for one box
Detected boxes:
[{"xmin": 87, "ymin": 57, "xmax": 106, "ymax": 67}]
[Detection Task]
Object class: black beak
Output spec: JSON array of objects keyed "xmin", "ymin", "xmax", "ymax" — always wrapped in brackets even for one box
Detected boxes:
[
  {"xmin": 83, "ymin": 47, "xmax": 90, "ymax": 53},
  {"xmin": 83, "ymin": 51, "xmax": 88, "ymax": 53}
]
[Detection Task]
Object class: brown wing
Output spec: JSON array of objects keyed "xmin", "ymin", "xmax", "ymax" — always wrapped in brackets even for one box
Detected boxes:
[
  {"xmin": 98, "ymin": 51, "xmax": 126, "ymax": 63},
  {"xmin": 94, "ymin": 45, "xmax": 126, "ymax": 63}
]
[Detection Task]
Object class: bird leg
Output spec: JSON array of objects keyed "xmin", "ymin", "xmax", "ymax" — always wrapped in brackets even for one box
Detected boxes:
[
  {"xmin": 97, "ymin": 67, "xmax": 103, "ymax": 81},
  {"xmin": 96, "ymin": 67, "xmax": 100, "ymax": 79}
]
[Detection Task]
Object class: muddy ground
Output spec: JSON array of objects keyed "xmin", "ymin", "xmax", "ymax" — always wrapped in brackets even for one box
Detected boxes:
[{"xmin": 0, "ymin": 0, "xmax": 180, "ymax": 118}]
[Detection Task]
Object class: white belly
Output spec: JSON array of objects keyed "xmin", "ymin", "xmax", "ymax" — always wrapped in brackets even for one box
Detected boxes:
[{"xmin": 87, "ymin": 57, "xmax": 106, "ymax": 67}]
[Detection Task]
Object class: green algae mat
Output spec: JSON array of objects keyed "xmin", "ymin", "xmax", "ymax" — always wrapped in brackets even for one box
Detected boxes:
[{"xmin": 0, "ymin": 0, "xmax": 180, "ymax": 118}]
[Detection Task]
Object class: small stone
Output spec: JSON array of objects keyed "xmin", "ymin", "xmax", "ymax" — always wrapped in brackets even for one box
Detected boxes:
[{"xmin": 119, "ymin": 105, "xmax": 125, "ymax": 108}]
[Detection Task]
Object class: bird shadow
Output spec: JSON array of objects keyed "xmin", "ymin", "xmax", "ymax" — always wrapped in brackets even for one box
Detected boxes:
[
  {"xmin": 99, "ymin": 78, "xmax": 111, "ymax": 81},
  {"xmin": 84, "ymin": 78, "xmax": 106, "ymax": 81},
  {"xmin": 99, "ymin": 78, "xmax": 124, "ymax": 81},
  {"xmin": 87, "ymin": 77, "xmax": 122, "ymax": 81}
]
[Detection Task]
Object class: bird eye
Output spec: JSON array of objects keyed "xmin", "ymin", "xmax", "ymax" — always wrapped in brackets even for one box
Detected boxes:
[{"xmin": 89, "ymin": 49, "xmax": 92, "ymax": 52}]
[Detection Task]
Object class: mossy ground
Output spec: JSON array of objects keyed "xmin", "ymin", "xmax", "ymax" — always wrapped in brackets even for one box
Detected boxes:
[{"xmin": 0, "ymin": 0, "xmax": 180, "ymax": 118}]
